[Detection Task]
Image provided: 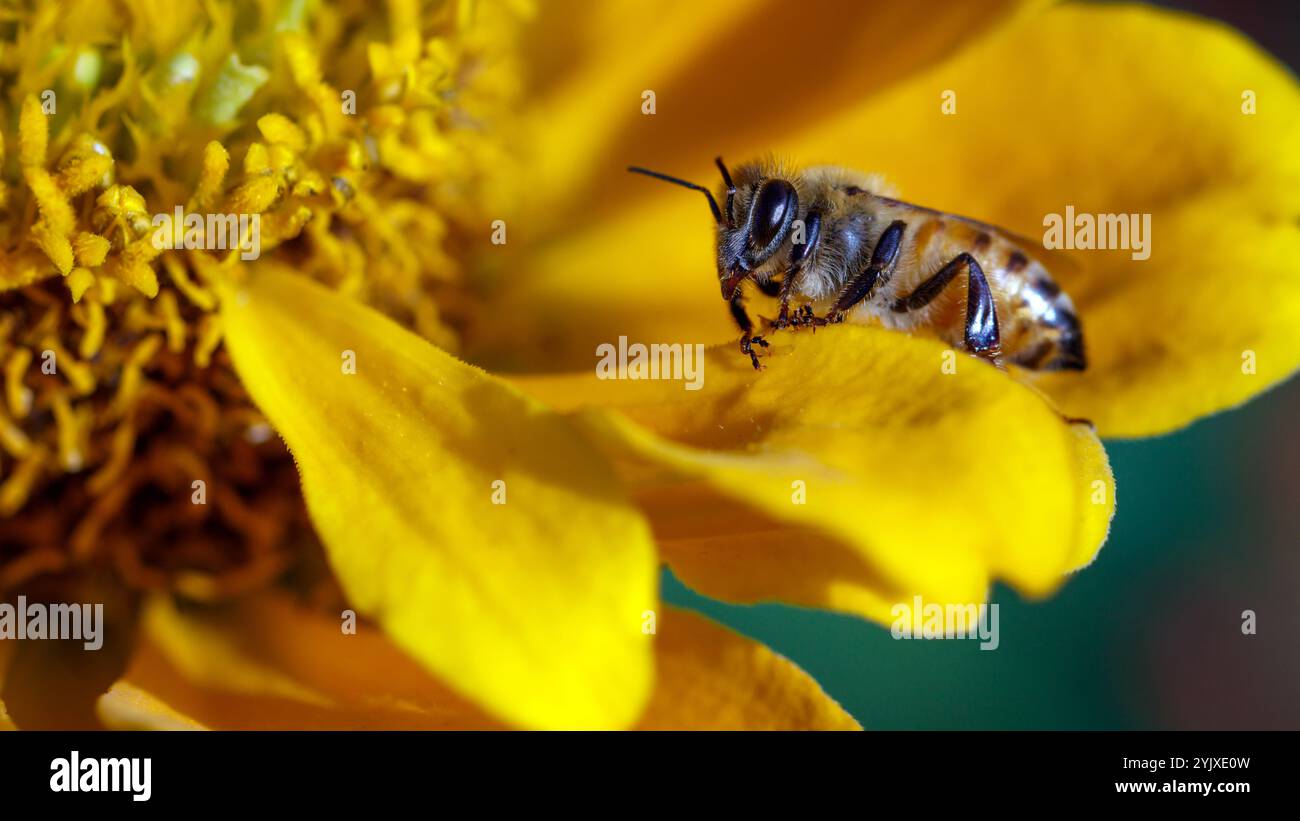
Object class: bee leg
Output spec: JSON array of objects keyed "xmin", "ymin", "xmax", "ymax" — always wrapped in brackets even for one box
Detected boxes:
[
  {"xmin": 729, "ymin": 293, "xmax": 766, "ymax": 369},
  {"xmin": 770, "ymin": 273, "xmax": 807, "ymax": 329},
  {"xmin": 891, "ymin": 252, "xmax": 1002, "ymax": 360},
  {"xmin": 785, "ymin": 303, "xmax": 827, "ymax": 331},
  {"xmin": 824, "ymin": 219, "xmax": 907, "ymax": 324},
  {"xmin": 771, "ymin": 275, "xmax": 808, "ymax": 329},
  {"xmin": 775, "ymin": 210, "xmax": 824, "ymax": 327}
]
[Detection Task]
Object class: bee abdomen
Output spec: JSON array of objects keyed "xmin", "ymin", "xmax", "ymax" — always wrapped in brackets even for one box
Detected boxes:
[
  {"xmin": 1008, "ymin": 283, "xmax": 1086, "ymax": 371},
  {"xmin": 1041, "ymin": 308, "xmax": 1086, "ymax": 370}
]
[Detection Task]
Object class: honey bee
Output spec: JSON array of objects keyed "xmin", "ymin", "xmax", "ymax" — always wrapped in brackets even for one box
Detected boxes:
[{"xmin": 629, "ymin": 157, "xmax": 1085, "ymax": 371}]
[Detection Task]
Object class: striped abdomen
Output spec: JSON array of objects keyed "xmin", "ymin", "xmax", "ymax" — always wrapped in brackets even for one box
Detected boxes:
[{"xmin": 877, "ymin": 208, "xmax": 1086, "ymax": 371}]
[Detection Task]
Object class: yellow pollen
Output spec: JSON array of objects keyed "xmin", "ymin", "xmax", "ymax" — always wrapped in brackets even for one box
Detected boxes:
[
  {"xmin": 73, "ymin": 233, "xmax": 111, "ymax": 267},
  {"xmin": 0, "ymin": 0, "xmax": 530, "ymax": 596},
  {"xmin": 65, "ymin": 268, "xmax": 96, "ymax": 303},
  {"xmin": 18, "ymin": 95, "xmax": 48, "ymax": 168}
]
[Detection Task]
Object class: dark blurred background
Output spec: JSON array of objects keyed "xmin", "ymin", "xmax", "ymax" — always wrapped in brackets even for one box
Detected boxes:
[{"xmin": 665, "ymin": 1, "xmax": 1300, "ymax": 729}]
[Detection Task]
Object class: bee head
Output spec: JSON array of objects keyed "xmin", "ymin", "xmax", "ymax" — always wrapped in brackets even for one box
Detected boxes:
[
  {"xmin": 627, "ymin": 158, "xmax": 799, "ymax": 300},
  {"xmin": 717, "ymin": 170, "xmax": 799, "ymax": 299}
]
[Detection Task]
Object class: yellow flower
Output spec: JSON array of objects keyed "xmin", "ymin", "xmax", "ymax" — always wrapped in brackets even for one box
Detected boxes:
[
  {"xmin": 0, "ymin": 0, "xmax": 852, "ymax": 731},
  {"xmin": 1, "ymin": 0, "xmax": 1297, "ymax": 731}
]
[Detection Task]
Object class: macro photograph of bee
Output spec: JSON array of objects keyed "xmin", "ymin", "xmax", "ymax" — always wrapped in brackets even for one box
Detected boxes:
[
  {"xmin": 0, "ymin": 0, "xmax": 1297, "ymax": 804},
  {"xmin": 630, "ymin": 158, "xmax": 1086, "ymax": 372}
]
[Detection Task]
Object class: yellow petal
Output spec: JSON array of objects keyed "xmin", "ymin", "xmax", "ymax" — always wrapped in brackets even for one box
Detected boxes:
[
  {"xmin": 516, "ymin": 326, "xmax": 1114, "ymax": 623},
  {"xmin": 520, "ymin": 0, "xmax": 759, "ymax": 229},
  {"xmin": 640, "ymin": 607, "xmax": 858, "ymax": 730},
  {"xmin": 109, "ymin": 593, "xmax": 501, "ymax": 730},
  {"xmin": 105, "ymin": 595, "xmax": 855, "ymax": 730},
  {"xmin": 218, "ymin": 268, "xmax": 657, "ymax": 729},
  {"xmin": 97, "ymin": 683, "xmax": 208, "ymax": 731},
  {"xmin": 520, "ymin": 0, "xmax": 1022, "ymax": 234}
]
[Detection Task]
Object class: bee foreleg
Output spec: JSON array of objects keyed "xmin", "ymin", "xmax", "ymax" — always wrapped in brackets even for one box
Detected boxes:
[
  {"xmin": 825, "ymin": 219, "xmax": 906, "ymax": 323},
  {"xmin": 729, "ymin": 293, "xmax": 767, "ymax": 370},
  {"xmin": 891, "ymin": 252, "xmax": 1001, "ymax": 359},
  {"xmin": 775, "ymin": 210, "xmax": 824, "ymax": 326}
]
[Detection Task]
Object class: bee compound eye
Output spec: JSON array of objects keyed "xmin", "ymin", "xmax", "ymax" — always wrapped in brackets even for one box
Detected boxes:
[{"xmin": 748, "ymin": 179, "xmax": 797, "ymax": 251}]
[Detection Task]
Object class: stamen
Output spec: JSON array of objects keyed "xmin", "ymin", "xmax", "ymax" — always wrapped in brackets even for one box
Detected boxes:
[
  {"xmin": 40, "ymin": 340, "xmax": 96, "ymax": 395},
  {"xmin": 73, "ymin": 232, "xmax": 111, "ymax": 267},
  {"xmin": 0, "ymin": 445, "xmax": 45, "ymax": 516},
  {"xmin": 0, "ymin": 405, "xmax": 32, "ymax": 458},
  {"xmin": 65, "ymin": 268, "xmax": 97, "ymax": 303},
  {"xmin": 163, "ymin": 254, "xmax": 216, "ymax": 310},
  {"xmin": 157, "ymin": 291, "xmax": 187, "ymax": 353},
  {"xmin": 108, "ymin": 335, "xmax": 162, "ymax": 419},
  {"xmin": 5, "ymin": 349, "xmax": 33, "ymax": 418},
  {"xmin": 86, "ymin": 420, "xmax": 135, "ymax": 496},
  {"xmin": 75, "ymin": 298, "xmax": 107, "ymax": 359},
  {"xmin": 194, "ymin": 315, "xmax": 224, "ymax": 369},
  {"xmin": 49, "ymin": 392, "xmax": 87, "ymax": 473},
  {"xmin": 188, "ymin": 142, "xmax": 230, "ymax": 212},
  {"xmin": 24, "ymin": 168, "xmax": 76, "ymax": 236},
  {"xmin": 106, "ymin": 239, "xmax": 162, "ymax": 297}
]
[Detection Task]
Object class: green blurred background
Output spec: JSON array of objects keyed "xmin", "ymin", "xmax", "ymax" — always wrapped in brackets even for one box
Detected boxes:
[{"xmin": 666, "ymin": 0, "xmax": 1300, "ymax": 732}]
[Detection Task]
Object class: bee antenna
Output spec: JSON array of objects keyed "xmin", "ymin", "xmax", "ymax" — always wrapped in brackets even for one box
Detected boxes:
[
  {"xmin": 714, "ymin": 157, "xmax": 736, "ymax": 224},
  {"xmin": 628, "ymin": 166, "xmax": 723, "ymax": 225}
]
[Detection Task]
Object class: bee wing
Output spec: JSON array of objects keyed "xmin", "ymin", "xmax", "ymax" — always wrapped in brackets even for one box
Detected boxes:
[
  {"xmin": 872, "ymin": 195, "xmax": 1082, "ymax": 280},
  {"xmin": 949, "ymin": 214, "xmax": 1084, "ymax": 280}
]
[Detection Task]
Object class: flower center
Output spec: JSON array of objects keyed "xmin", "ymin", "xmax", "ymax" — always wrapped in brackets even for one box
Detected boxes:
[{"xmin": 0, "ymin": 0, "xmax": 527, "ymax": 596}]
